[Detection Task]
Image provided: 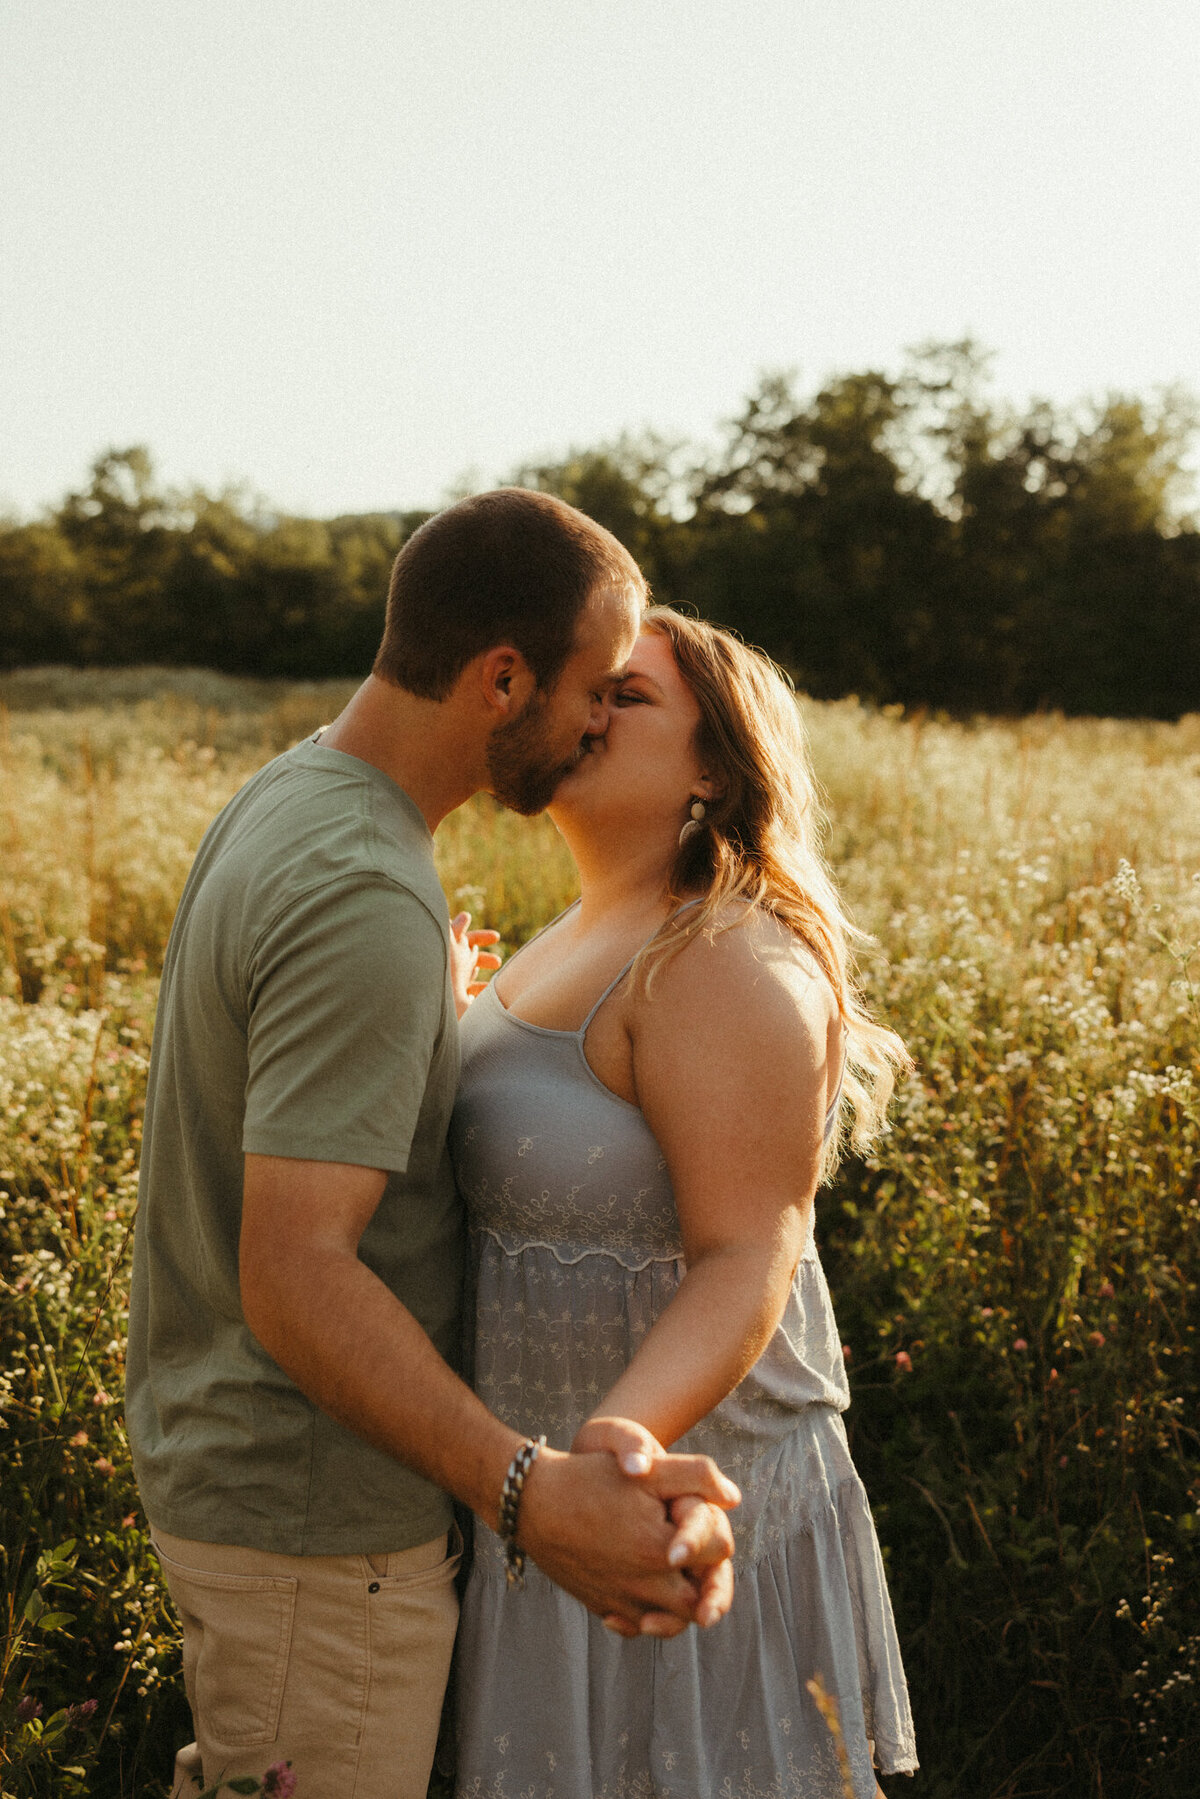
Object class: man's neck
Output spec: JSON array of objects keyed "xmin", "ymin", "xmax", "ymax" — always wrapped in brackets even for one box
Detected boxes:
[{"xmin": 318, "ymin": 674, "xmax": 485, "ymax": 832}]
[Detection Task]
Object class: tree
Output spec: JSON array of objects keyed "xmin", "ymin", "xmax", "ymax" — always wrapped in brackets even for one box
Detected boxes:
[
  {"xmin": 1, "ymin": 364, "xmax": 1196, "ymax": 712},
  {"xmin": 683, "ymin": 370, "xmax": 952, "ymax": 702},
  {"xmin": 0, "ymin": 521, "xmax": 85, "ymax": 668},
  {"xmin": 55, "ymin": 448, "xmax": 183, "ymax": 660},
  {"xmin": 512, "ymin": 437, "xmax": 688, "ymax": 597}
]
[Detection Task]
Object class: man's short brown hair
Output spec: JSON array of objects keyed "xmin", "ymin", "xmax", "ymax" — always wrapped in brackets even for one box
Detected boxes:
[{"xmin": 373, "ymin": 488, "xmax": 647, "ymax": 700}]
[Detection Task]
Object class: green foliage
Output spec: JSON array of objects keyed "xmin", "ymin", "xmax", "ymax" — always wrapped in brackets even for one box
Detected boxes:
[
  {"xmin": 825, "ymin": 858, "xmax": 1199, "ymax": 1791},
  {"xmin": 672, "ymin": 349, "xmax": 1200, "ymax": 717},
  {"xmin": 0, "ymin": 965, "xmax": 188, "ymax": 1795},
  {"xmin": 1, "ymin": 447, "xmax": 419, "ymax": 679},
  {"xmin": 0, "ymin": 679, "xmax": 1197, "ymax": 1795},
  {"xmin": 192, "ymin": 1765, "xmax": 296, "ymax": 1797},
  {"xmin": 3, "ymin": 350, "xmax": 1199, "ymax": 714}
]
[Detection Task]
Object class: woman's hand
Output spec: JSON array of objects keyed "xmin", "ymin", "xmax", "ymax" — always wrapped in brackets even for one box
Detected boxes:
[{"xmin": 449, "ymin": 910, "xmax": 502, "ymax": 1019}]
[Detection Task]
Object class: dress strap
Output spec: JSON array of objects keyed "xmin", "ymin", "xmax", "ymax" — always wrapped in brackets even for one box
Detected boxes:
[
  {"xmin": 576, "ymin": 897, "xmax": 706, "ymax": 1036},
  {"xmin": 822, "ymin": 1052, "xmax": 847, "ymax": 1143}
]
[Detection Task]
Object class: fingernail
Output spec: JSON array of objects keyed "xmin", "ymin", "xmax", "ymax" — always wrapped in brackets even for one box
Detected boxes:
[
  {"xmin": 721, "ymin": 1480, "xmax": 741, "ymax": 1503},
  {"xmin": 621, "ymin": 1452, "xmax": 652, "ymax": 1475},
  {"xmin": 668, "ymin": 1542, "xmax": 688, "ymax": 1568}
]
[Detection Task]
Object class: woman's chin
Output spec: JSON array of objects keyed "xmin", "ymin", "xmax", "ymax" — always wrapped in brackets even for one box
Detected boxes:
[
  {"xmin": 550, "ymin": 744, "xmax": 601, "ymax": 800},
  {"xmin": 546, "ymin": 765, "xmax": 607, "ymax": 832},
  {"xmin": 546, "ymin": 781, "xmax": 590, "ymax": 827}
]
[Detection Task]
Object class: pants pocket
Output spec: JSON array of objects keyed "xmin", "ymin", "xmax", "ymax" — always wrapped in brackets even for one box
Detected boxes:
[
  {"xmin": 155, "ymin": 1543, "xmax": 298, "ymax": 1750},
  {"xmin": 361, "ymin": 1523, "xmax": 463, "ymax": 1588}
]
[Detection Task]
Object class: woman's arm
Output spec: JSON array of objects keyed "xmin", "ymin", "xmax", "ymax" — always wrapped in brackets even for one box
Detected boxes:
[{"xmin": 577, "ymin": 913, "xmax": 839, "ymax": 1450}]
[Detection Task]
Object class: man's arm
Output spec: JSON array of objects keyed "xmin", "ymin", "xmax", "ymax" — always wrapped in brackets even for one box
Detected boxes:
[{"xmin": 240, "ymin": 1153, "xmax": 737, "ymax": 1631}]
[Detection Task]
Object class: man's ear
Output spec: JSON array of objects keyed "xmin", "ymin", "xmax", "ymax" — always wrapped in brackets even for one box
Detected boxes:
[{"xmin": 476, "ymin": 646, "xmax": 538, "ymax": 720}]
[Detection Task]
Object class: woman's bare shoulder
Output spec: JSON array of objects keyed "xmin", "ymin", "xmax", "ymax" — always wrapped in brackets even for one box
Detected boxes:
[
  {"xmin": 633, "ymin": 903, "xmax": 841, "ymax": 1158},
  {"xmin": 650, "ymin": 902, "xmax": 838, "ymax": 1042}
]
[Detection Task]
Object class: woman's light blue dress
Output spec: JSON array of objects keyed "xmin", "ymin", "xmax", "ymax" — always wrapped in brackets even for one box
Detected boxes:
[{"xmin": 449, "ymin": 926, "xmax": 917, "ymax": 1799}]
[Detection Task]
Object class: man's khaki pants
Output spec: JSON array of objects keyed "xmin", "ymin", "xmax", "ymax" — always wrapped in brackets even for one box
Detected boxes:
[{"xmin": 152, "ymin": 1525, "xmax": 460, "ymax": 1799}]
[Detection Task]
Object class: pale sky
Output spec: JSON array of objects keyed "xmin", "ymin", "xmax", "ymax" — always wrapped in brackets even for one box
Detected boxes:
[{"xmin": 2, "ymin": 0, "xmax": 1198, "ymax": 520}]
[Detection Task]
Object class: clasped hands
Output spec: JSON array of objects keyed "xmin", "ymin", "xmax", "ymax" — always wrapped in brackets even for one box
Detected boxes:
[{"xmin": 518, "ymin": 1416, "xmax": 740, "ymax": 1640}]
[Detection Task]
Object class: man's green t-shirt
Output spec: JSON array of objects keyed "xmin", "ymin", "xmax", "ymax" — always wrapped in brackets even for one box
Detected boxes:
[{"xmin": 125, "ymin": 739, "xmax": 463, "ymax": 1555}]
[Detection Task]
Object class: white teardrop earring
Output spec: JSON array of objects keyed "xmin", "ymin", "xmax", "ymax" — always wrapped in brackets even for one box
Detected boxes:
[{"xmin": 678, "ymin": 798, "xmax": 707, "ymax": 846}]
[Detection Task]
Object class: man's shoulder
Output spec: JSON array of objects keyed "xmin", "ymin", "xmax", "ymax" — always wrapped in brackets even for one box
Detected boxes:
[{"xmin": 206, "ymin": 741, "xmax": 445, "ymax": 927}]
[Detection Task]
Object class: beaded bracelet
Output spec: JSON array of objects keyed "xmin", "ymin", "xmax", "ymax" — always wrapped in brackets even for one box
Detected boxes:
[{"xmin": 498, "ymin": 1434, "xmax": 547, "ymax": 1589}]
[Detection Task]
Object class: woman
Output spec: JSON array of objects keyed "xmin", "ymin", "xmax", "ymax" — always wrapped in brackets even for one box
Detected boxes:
[{"xmin": 449, "ymin": 609, "xmax": 917, "ymax": 1799}]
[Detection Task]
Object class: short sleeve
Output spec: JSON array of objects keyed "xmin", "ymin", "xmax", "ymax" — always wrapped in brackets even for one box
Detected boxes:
[{"xmin": 242, "ymin": 877, "xmax": 449, "ymax": 1173}]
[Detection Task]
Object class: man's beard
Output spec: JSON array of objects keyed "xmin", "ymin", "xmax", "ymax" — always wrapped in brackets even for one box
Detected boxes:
[{"xmin": 485, "ymin": 691, "xmax": 588, "ymax": 816}]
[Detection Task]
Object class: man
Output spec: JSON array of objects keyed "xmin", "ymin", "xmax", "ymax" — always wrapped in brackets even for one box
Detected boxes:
[{"xmin": 125, "ymin": 489, "xmax": 739, "ymax": 1798}]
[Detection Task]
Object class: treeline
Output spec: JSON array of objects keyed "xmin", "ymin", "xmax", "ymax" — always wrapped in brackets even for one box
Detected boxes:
[{"xmin": 3, "ymin": 343, "xmax": 1198, "ymax": 715}]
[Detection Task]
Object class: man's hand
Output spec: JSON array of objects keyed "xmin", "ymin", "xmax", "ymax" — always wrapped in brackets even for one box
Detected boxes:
[
  {"xmin": 449, "ymin": 911, "xmax": 502, "ymax": 1018},
  {"xmin": 569, "ymin": 1415, "xmax": 739, "ymax": 1637}
]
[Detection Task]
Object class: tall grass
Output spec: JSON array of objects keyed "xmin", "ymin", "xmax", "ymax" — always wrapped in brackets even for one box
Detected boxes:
[{"xmin": 1, "ymin": 668, "xmax": 1197, "ymax": 1795}]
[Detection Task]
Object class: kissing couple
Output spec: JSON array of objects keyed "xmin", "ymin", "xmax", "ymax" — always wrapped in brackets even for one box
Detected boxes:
[{"xmin": 128, "ymin": 488, "xmax": 916, "ymax": 1798}]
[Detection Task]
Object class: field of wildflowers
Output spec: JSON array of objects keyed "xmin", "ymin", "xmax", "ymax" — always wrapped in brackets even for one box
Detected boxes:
[{"xmin": 0, "ymin": 668, "xmax": 1196, "ymax": 1797}]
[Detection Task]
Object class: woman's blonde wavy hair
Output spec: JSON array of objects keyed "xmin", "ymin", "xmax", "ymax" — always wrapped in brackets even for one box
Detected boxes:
[{"xmin": 633, "ymin": 606, "xmax": 912, "ymax": 1179}]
